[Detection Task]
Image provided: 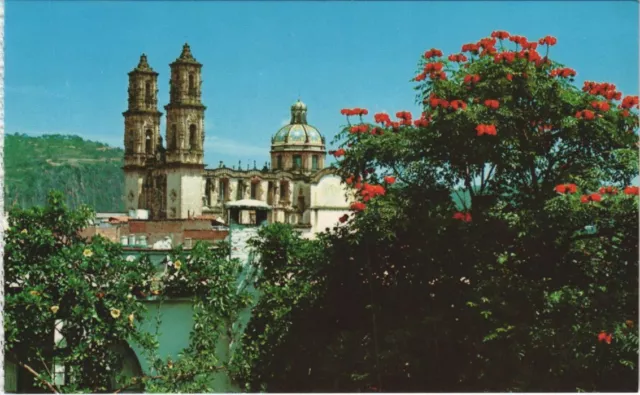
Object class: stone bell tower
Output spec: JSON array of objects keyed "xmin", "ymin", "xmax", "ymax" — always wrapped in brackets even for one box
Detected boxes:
[
  {"xmin": 163, "ymin": 43, "xmax": 206, "ymax": 219},
  {"xmin": 123, "ymin": 54, "xmax": 162, "ymax": 211}
]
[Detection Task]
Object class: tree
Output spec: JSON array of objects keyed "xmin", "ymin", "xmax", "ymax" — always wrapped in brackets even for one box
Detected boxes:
[
  {"xmin": 234, "ymin": 31, "xmax": 639, "ymax": 392},
  {"xmin": 4, "ymin": 191, "xmax": 157, "ymax": 393},
  {"xmin": 4, "ymin": 191, "xmax": 249, "ymax": 393}
]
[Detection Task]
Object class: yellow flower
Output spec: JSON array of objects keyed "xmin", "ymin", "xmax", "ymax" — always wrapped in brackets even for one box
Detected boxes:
[
  {"xmin": 110, "ymin": 308, "xmax": 121, "ymax": 319},
  {"xmin": 174, "ymin": 260, "xmax": 182, "ymax": 270},
  {"xmin": 50, "ymin": 305, "xmax": 59, "ymax": 314},
  {"xmin": 20, "ymin": 229, "xmax": 28, "ymax": 234},
  {"xmin": 83, "ymin": 249, "xmax": 93, "ymax": 258},
  {"xmin": 128, "ymin": 313, "xmax": 135, "ymax": 326},
  {"xmin": 29, "ymin": 290, "xmax": 40, "ymax": 296}
]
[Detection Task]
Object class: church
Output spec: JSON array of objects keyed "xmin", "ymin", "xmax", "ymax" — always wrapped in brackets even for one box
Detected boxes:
[{"xmin": 122, "ymin": 43, "xmax": 352, "ymax": 238}]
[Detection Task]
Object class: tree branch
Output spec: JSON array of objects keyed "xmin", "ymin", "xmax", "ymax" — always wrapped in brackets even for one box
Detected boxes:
[{"xmin": 15, "ymin": 359, "xmax": 60, "ymax": 394}]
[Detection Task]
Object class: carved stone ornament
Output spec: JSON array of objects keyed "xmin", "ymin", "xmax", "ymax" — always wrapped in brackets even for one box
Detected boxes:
[{"xmin": 170, "ymin": 189, "xmax": 178, "ymax": 202}]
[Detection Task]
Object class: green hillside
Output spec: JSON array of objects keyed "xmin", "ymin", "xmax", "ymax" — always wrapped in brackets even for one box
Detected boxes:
[{"xmin": 5, "ymin": 133, "xmax": 125, "ymax": 212}]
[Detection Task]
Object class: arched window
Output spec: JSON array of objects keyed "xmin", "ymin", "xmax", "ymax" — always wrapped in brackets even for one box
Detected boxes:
[
  {"xmin": 276, "ymin": 155, "xmax": 282, "ymax": 170},
  {"xmin": 144, "ymin": 81, "xmax": 151, "ymax": 105},
  {"xmin": 189, "ymin": 124, "xmax": 197, "ymax": 150},
  {"xmin": 145, "ymin": 129, "xmax": 153, "ymax": 154},
  {"xmin": 293, "ymin": 155, "xmax": 302, "ymax": 170},
  {"xmin": 312, "ymin": 155, "xmax": 319, "ymax": 170},
  {"xmin": 188, "ymin": 73, "xmax": 196, "ymax": 94},
  {"xmin": 172, "ymin": 124, "xmax": 178, "ymax": 149}
]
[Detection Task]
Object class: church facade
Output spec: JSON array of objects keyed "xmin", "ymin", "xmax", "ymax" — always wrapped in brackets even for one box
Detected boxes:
[{"xmin": 123, "ymin": 44, "xmax": 352, "ymax": 237}]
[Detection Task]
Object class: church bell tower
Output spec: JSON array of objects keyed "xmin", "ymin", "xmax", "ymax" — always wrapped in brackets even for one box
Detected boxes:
[
  {"xmin": 163, "ymin": 43, "xmax": 206, "ymax": 219},
  {"xmin": 123, "ymin": 54, "xmax": 162, "ymax": 211}
]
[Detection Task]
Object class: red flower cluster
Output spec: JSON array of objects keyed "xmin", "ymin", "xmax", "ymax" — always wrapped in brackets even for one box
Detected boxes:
[
  {"xmin": 621, "ymin": 95, "xmax": 639, "ymax": 109},
  {"xmin": 591, "ymin": 101, "xmax": 610, "ymax": 112},
  {"xmin": 425, "ymin": 62, "xmax": 444, "ymax": 73},
  {"xmin": 538, "ymin": 35, "xmax": 558, "ymax": 46},
  {"xmin": 599, "ymin": 186, "xmax": 618, "ymax": 195},
  {"xmin": 424, "ymin": 48, "xmax": 443, "ymax": 59},
  {"xmin": 333, "ymin": 148, "xmax": 346, "ymax": 157},
  {"xmin": 374, "ymin": 112, "xmax": 391, "ymax": 125},
  {"xmin": 448, "ymin": 53, "xmax": 468, "ymax": 62},
  {"xmin": 396, "ymin": 111, "xmax": 413, "ymax": 126},
  {"xmin": 484, "ymin": 99, "xmax": 499, "ymax": 110},
  {"xmin": 350, "ymin": 202, "xmax": 366, "ymax": 212},
  {"xmin": 494, "ymin": 51, "xmax": 516, "ymax": 64},
  {"xmin": 555, "ymin": 183, "xmax": 578, "ymax": 194},
  {"xmin": 476, "ymin": 124, "xmax": 497, "ymax": 136},
  {"xmin": 598, "ymin": 331, "xmax": 613, "ymax": 344},
  {"xmin": 491, "ymin": 30, "xmax": 510, "ymax": 40},
  {"xmin": 359, "ymin": 183, "xmax": 386, "ymax": 202},
  {"xmin": 429, "ymin": 96, "xmax": 450, "ymax": 109},
  {"xmin": 509, "ymin": 35, "xmax": 528, "ymax": 46},
  {"xmin": 463, "ymin": 74, "xmax": 481, "ymax": 85},
  {"xmin": 521, "ymin": 41, "xmax": 538, "ymax": 50},
  {"xmin": 575, "ymin": 110, "xmax": 595, "ymax": 120},
  {"xmin": 580, "ymin": 193, "xmax": 602, "ymax": 203},
  {"xmin": 414, "ymin": 113, "xmax": 430, "ymax": 127},
  {"xmin": 624, "ymin": 186, "xmax": 640, "ymax": 195},
  {"xmin": 451, "ymin": 100, "xmax": 467, "ymax": 111},
  {"xmin": 461, "ymin": 43, "xmax": 480, "ymax": 53},
  {"xmin": 582, "ymin": 81, "xmax": 622, "ymax": 100},
  {"xmin": 340, "ymin": 108, "xmax": 369, "ymax": 116},
  {"xmin": 339, "ymin": 214, "xmax": 349, "ymax": 223},
  {"xmin": 370, "ymin": 127, "xmax": 384, "ymax": 136},
  {"xmin": 506, "ymin": 73, "xmax": 513, "ymax": 81},
  {"xmin": 383, "ymin": 176, "xmax": 396, "ymax": 184},
  {"xmin": 550, "ymin": 68, "xmax": 576, "ymax": 78},
  {"xmin": 349, "ymin": 124, "xmax": 369, "ymax": 134},
  {"xmin": 453, "ymin": 212, "xmax": 472, "ymax": 222},
  {"xmin": 517, "ymin": 49, "xmax": 542, "ymax": 63}
]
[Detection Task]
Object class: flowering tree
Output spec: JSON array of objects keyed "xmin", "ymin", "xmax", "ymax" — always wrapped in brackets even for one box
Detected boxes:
[
  {"xmin": 237, "ymin": 32, "xmax": 639, "ymax": 392},
  {"xmin": 4, "ymin": 192, "xmax": 157, "ymax": 392},
  {"xmin": 4, "ymin": 191, "xmax": 249, "ymax": 393}
]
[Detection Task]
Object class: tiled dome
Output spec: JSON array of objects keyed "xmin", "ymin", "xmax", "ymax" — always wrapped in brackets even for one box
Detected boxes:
[{"xmin": 271, "ymin": 100, "xmax": 325, "ymax": 150}]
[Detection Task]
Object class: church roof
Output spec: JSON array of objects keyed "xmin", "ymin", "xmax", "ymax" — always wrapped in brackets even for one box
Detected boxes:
[{"xmin": 271, "ymin": 100, "xmax": 325, "ymax": 150}]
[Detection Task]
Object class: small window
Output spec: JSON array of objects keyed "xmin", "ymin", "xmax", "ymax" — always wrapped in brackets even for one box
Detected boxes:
[
  {"xmin": 172, "ymin": 124, "xmax": 178, "ymax": 149},
  {"xmin": 218, "ymin": 180, "xmax": 227, "ymax": 202},
  {"xmin": 145, "ymin": 130, "xmax": 153, "ymax": 154},
  {"xmin": 280, "ymin": 182, "xmax": 288, "ymax": 200},
  {"xmin": 293, "ymin": 155, "xmax": 302, "ymax": 170},
  {"xmin": 237, "ymin": 181, "xmax": 244, "ymax": 200},
  {"xmin": 189, "ymin": 124, "xmax": 197, "ymax": 150},
  {"xmin": 251, "ymin": 183, "xmax": 258, "ymax": 199},
  {"xmin": 312, "ymin": 155, "xmax": 318, "ymax": 170},
  {"xmin": 189, "ymin": 73, "xmax": 195, "ymax": 90},
  {"xmin": 145, "ymin": 81, "xmax": 152, "ymax": 105},
  {"xmin": 277, "ymin": 156, "xmax": 283, "ymax": 169}
]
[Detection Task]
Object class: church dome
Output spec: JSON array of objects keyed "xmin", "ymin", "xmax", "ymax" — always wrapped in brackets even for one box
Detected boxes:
[{"xmin": 271, "ymin": 100, "xmax": 325, "ymax": 150}]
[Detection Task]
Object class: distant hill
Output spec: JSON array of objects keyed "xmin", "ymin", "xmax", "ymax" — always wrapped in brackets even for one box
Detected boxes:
[{"xmin": 4, "ymin": 133, "xmax": 125, "ymax": 213}]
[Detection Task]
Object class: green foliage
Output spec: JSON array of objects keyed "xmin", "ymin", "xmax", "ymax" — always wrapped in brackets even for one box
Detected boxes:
[
  {"xmin": 4, "ymin": 191, "xmax": 156, "ymax": 392},
  {"xmin": 5, "ymin": 133, "xmax": 125, "ymax": 212},
  {"xmin": 234, "ymin": 32, "xmax": 639, "ymax": 392}
]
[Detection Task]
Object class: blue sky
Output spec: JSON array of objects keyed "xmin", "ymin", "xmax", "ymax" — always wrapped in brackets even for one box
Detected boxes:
[{"xmin": 6, "ymin": 1, "xmax": 639, "ymax": 168}]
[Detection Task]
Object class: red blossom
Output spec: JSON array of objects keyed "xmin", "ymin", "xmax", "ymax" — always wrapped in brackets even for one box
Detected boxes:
[
  {"xmin": 580, "ymin": 193, "xmax": 602, "ymax": 203},
  {"xmin": 550, "ymin": 67, "xmax": 576, "ymax": 78},
  {"xmin": 371, "ymin": 127, "xmax": 384, "ymax": 135},
  {"xmin": 424, "ymin": 62, "xmax": 444, "ymax": 73},
  {"xmin": 598, "ymin": 331, "xmax": 613, "ymax": 345},
  {"xmin": 506, "ymin": 73, "xmax": 513, "ymax": 81},
  {"xmin": 621, "ymin": 95, "xmax": 639, "ymax": 109},
  {"xmin": 350, "ymin": 202, "xmax": 366, "ymax": 212},
  {"xmin": 591, "ymin": 101, "xmax": 611, "ymax": 112},
  {"xmin": 624, "ymin": 186, "xmax": 640, "ymax": 195},
  {"xmin": 451, "ymin": 100, "xmax": 467, "ymax": 111},
  {"xmin": 582, "ymin": 81, "xmax": 621, "ymax": 100},
  {"xmin": 359, "ymin": 183, "xmax": 386, "ymax": 202},
  {"xmin": 494, "ymin": 51, "xmax": 516, "ymax": 64},
  {"xmin": 453, "ymin": 212, "xmax": 472, "ymax": 222},
  {"xmin": 340, "ymin": 108, "xmax": 368, "ymax": 116},
  {"xmin": 484, "ymin": 99, "xmax": 500, "ymax": 110},
  {"xmin": 414, "ymin": 117, "xmax": 430, "ymax": 127},
  {"xmin": 555, "ymin": 183, "xmax": 578, "ymax": 194},
  {"xmin": 396, "ymin": 111, "xmax": 413, "ymax": 126},
  {"xmin": 538, "ymin": 35, "xmax": 558, "ymax": 46},
  {"xmin": 339, "ymin": 214, "xmax": 349, "ymax": 223},
  {"xmin": 349, "ymin": 124, "xmax": 369, "ymax": 134},
  {"xmin": 509, "ymin": 35, "xmax": 528, "ymax": 46},
  {"xmin": 448, "ymin": 53, "xmax": 468, "ymax": 62},
  {"xmin": 414, "ymin": 72, "xmax": 427, "ymax": 82},
  {"xmin": 490, "ymin": 30, "xmax": 510, "ymax": 40},
  {"xmin": 599, "ymin": 186, "xmax": 618, "ymax": 195},
  {"xmin": 575, "ymin": 110, "xmax": 595, "ymax": 120},
  {"xmin": 461, "ymin": 43, "xmax": 480, "ymax": 53},
  {"xmin": 424, "ymin": 48, "xmax": 443, "ymax": 59},
  {"xmin": 476, "ymin": 124, "xmax": 497, "ymax": 136},
  {"xmin": 384, "ymin": 176, "xmax": 396, "ymax": 184},
  {"xmin": 333, "ymin": 148, "xmax": 346, "ymax": 158},
  {"xmin": 463, "ymin": 74, "xmax": 481, "ymax": 85},
  {"xmin": 374, "ymin": 112, "xmax": 391, "ymax": 125}
]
